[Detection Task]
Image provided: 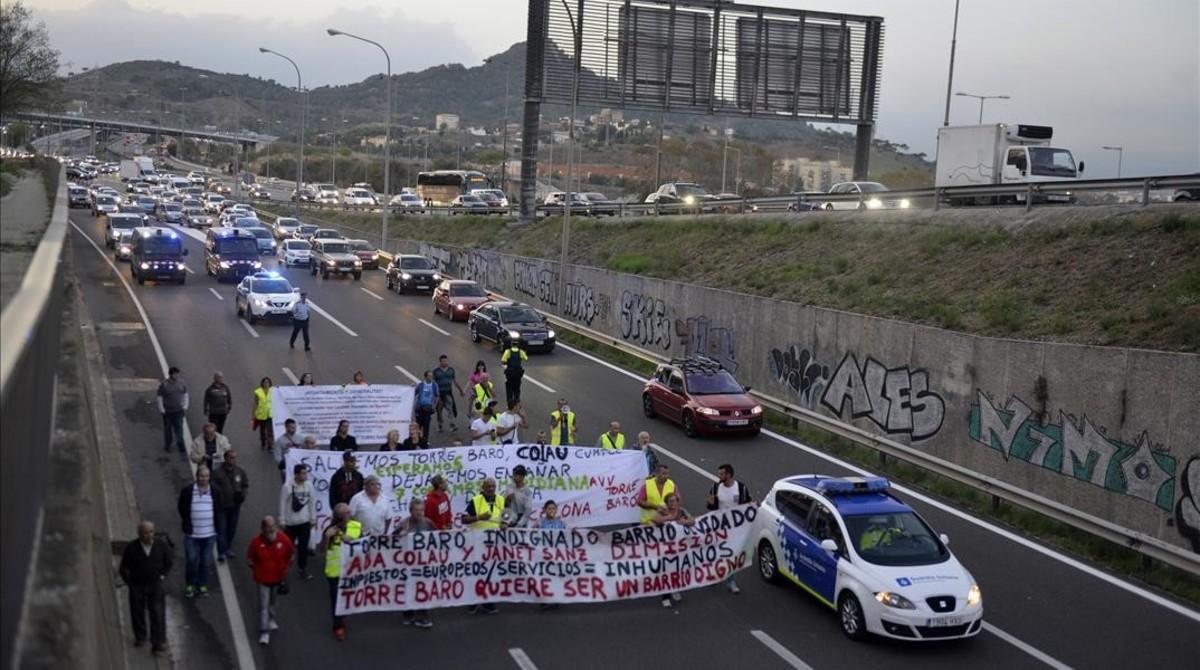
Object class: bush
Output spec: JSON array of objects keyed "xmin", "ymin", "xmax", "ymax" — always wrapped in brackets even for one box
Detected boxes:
[{"xmin": 980, "ymin": 289, "xmax": 1025, "ymax": 332}]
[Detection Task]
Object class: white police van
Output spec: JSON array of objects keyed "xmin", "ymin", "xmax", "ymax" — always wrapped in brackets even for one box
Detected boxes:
[{"xmin": 753, "ymin": 475, "xmax": 982, "ymax": 641}]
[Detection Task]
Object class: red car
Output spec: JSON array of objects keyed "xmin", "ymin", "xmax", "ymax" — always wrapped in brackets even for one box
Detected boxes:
[
  {"xmin": 642, "ymin": 357, "xmax": 762, "ymax": 437},
  {"xmin": 432, "ymin": 279, "xmax": 490, "ymax": 321},
  {"xmin": 346, "ymin": 239, "xmax": 380, "ymax": 270}
]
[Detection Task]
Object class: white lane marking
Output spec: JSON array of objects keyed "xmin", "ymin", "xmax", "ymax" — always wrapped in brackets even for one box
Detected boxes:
[
  {"xmin": 183, "ymin": 264, "xmax": 195, "ymax": 274},
  {"xmin": 984, "ymin": 623, "xmax": 1074, "ymax": 670},
  {"xmin": 749, "ymin": 630, "xmax": 815, "ymax": 670},
  {"xmin": 508, "ymin": 648, "xmax": 539, "ymax": 670},
  {"xmin": 652, "ymin": 444, "xmax": 718, "ymax": 482},
  {"xmin": 70, "ymin": 220, "xmax": 258, "ymax": 670},
  {"xmin": 522, "ymin": 374, "xmax": 556, "ymax": 394},
  {"xmin": 394, "ymin": 365, "xmax": 420, "ymax": 384},
  {"xmin": 557, "ymin": 340, "xmax": 1200, "ymax": 628},
  {"xmin": 281, "ymin": 367, "xmax": 300, "ymax": 384},
  {"xmin": 307, "ymin": 300, "xmax": 358, "ymax": 337},
  {"xmin": 360, "ymin": 287, "xmax": 385, "ymax": 301},
  {"xmin": 418, "ymin": 318, "xmax": 451, "ymax": 336},
  {"xmin": 239, "ymin": 319, "xmax": 260, "ymax": 338},
  {"xmin": 208, "ymin": 287, "xmax": 224, "ymax": 301}
]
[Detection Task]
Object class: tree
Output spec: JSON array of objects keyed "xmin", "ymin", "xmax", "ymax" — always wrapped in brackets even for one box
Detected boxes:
[{"xmin": 0, "ymin": 1, "xmax": 60, "ymax": 116}]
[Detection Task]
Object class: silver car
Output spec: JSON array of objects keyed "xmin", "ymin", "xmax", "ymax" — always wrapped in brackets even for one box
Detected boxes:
[{"xmin": 248, "ymin": 227, "xmax": 277, "ymax": 255}]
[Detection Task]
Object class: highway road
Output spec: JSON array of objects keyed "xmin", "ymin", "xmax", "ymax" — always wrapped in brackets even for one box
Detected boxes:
[{"xmin": 63, "ymin": 180, "xmax": 1199, "ymax": 669}]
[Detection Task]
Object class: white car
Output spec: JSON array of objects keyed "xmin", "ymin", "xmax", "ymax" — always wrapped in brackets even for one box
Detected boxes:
[
  {"xmin": 753, "ymin": 475, "xmax": 982, "ymax": 641},
  {"xmin": 114, "ymin": 230, "xmax": 135, "ymax": 261},
  {"xmin": 315, "ymin": 184, "xmax": 340, "ymax": 205},
  {"xmin": 188, "ymin": 171, "xmax": 206, "ymax": 185},
  {"xmin": 390, "ymin": 193, "xmax": 424, "ymax": 210},
  {"xmin": 235, "ymin": 272, "xmax": 300, "ymax": 324},
  {"xmin": 203, "ymin": 194, "xmax": 226, "ymax": 213},
  {"xmin": 342, "ymin": 187, "xmax": 377, "ymax": 208},
  {"xmin": 824, "ymin": 182, "xmax": 911, "ymax": 211},
  {"xmin": 470, "ymin": 188, "xmax": 509, "ymax": 207},
  {"xmin": 277, "ymin": 238, "xmax": 312, "ymax": 267},
  {"xmin": 273, "ymin": 216, "xmax": 302, "ymax": 239},
  {"xmin": 104, "ymin": 214, "xmax": 143, "ymax": 248}
]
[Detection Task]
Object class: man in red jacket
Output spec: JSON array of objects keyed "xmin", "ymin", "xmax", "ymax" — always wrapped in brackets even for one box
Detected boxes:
[
  {"xmin": 246, "ymin": 515, "xmax": 294, "ymax": 646},
  {"xmin": 424, "ymin": 475, "xmax": 453, "ymax": 530}
]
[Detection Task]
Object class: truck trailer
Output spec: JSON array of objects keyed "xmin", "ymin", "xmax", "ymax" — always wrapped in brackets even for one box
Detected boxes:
[{"xmin": 935, "ymin": 124, "xmax": 1083, "ymax": 204}]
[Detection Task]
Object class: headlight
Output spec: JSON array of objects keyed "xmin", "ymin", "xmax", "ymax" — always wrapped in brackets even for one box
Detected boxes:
[
  {"xmin": 874, "ymin": 592, "xmax": 917, "ymax": 609},
  {"xmin": 432, "ymin": 273, "xmax": 441, "ymax": 280},
  {"xmin": 683, "ymin": 195, "xmax": 696, "ymax": 205},
  {"xmin": 507, "ymin": 330, "xmax": 521, "ymax": 339},
  {"xmin": 695, "ymin": 407, "xmax": 720, "ymax": 416},
  {"xmin": 219, "ymin": 261, "xmax": 231, "ymax": 269},
  {"xmin": 252, "ymin": 261, "xmax": 262, "ymax": 268},
  {"xmin": 547, "ymin": 329, "xmax": 556, "ymax": 339},
  {"xmin": 353, "ymin": 260, "xmax": 363, "ymax": 267},
  {"xmin": 967, "ymin": 584, "xmax": 982, "ymax": 607},
  {"xmin": 253, "ymin": 298, "xmax": 267, "ymax": 307},
  {"xmin": 899, "ymin": 198, "xmax": 911, "ymax": 209},
  {"xmin": 270, "ymin": 242, "xmax": 276, "ymax": 248},
  {"xmin": 139, "ymin": 262, "xmax": 150, "ymax": 269},
  {"xmin": 455, "ymin": 303, "xmax": 466, "ymax": 310},
  {"xmin": 176, "ymin": 262, "xmax": 186, "ymax": 271},
  {"xmin": 866, "ymin": 198, "xmax": 883, "ymax": 209},
  {"xmin": 327, "ymin": 260, "xmax": 336, "ymax": 266},
  {"xmin": 401, "ymin": 272, "xmax": 412, "ymax": 280},
  {"xmin": 750, "ymin": 405, "xmax": 763, "ymax": 415},
  {"xmin": 119, "ymin": 245, "xmax": 130, "ymax": 253}
]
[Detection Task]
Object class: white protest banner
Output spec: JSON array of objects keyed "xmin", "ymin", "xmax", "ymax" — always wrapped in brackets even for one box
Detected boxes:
[
  {"xmin": 271, "ymin": 384, "xmax": 413, "ymax": 446},
  {"xmin": 287, "ymin": 445, "xmax": 649, "ymax": 547},
  {"xmin": 333, "ymin": 503, "xmax": 758, "ymax": 614}
]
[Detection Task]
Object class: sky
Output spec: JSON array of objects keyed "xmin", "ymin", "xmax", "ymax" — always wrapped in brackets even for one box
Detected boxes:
[{"xmin": 26, "ymin": 0, "xmax": 1200, "ymax": 176}]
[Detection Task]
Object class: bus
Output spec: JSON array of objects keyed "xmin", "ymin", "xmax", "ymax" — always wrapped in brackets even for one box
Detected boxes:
[{"xmin": 416, "ymin": 170, "xmax": 492, "ymax": 206}]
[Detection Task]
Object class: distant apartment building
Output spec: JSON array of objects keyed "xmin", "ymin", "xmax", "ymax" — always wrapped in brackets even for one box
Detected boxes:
[
  {"xmin": 776, "ymin": 157, "xmax": 854, "ymax": 192},
  {"xmin": 360, "ymin": 135, "xmax": 388, "ymax": 148},
  {"xmin": 435, "ymin": 113, "xmax": 460, "ymax": 131}
]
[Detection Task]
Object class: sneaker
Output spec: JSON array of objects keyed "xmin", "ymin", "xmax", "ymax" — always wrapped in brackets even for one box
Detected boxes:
[
  {"xmin": 728, "ymin": 582, "xmax": 741, "ymax": 595},
  {"xmin": 198, "ymin": 585, "xmax": 210, "ymax": 597},
  {"xmin": 466, "ymin": 605, "xmax": 480, "ymax": 615},
  {"xmin": 184, "ymin": 586, "xmax": 195, "ymax": 599},
  {"xmin": 661, "ymin": 598, "xmax": 673, "ymax": 609},
  {"xmin": 414, "ymin": 619, "xmax": 433, "ymax": 629},
  {"xmin": 671, "ymin": 592, "xmax": 682, "ymax": 602},
  {"xmin": 268, "ymin": 621, "xmax": 279, "ymax": 632},
  {"xmin": 484, "ymin": 604, "xmax": 499, "ymax": 615},
  {"xmin": 333, "ymin": 627, "xmax": 345, "ymax": 641},
  {"xmin": 401, "ymin": 615, "xmax": 413, "ymax": 626},
  {"xmin": 258, "ymin": 633, "xmax": 270, "ymax": 646}
]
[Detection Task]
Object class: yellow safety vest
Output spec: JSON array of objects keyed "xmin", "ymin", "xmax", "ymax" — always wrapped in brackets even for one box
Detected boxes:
[
  {"xmin": 550, "ymin": 410, "xmax": 576, "ymax": 446},
  {"xmin": 323, "ymin": 520, "xmax": 362, "ymax": 578},
  {"xmin": 470, "ymin": 494, "xmax": 506, "ymax": 530},
  {"xmin": 253, "ymin": 387, "xmax": 272, "ymax": 420},
  {"xmin": 640, "ymin": 478, "xmax": 676, "ymax": 524},
  {"xmin": 599, "ymin": 432, "xmax": 626, "ymax": 451},
  {"xmin": 472, "ymin": 382, "xmax": 494, "ymax": 413}
]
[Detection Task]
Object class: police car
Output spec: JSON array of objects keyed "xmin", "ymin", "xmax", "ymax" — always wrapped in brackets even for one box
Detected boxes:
[
  {"xmin": 235, "ymin": 272, "xmax": 300, "ymax": 324},
  {"xmin": 753, "ymin": 475, "xmax": 982, "ymax": 641}
]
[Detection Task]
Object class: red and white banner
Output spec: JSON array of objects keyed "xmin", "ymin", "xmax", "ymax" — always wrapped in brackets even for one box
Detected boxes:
[{"xmin": 334, "ymin": 504, "xmax": 758, "ymax": 614}]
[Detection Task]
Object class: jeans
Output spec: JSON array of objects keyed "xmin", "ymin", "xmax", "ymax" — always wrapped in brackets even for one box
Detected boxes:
[
  {"xmin": 289, "ymin": 318, "xmax": 310, "ymax": 349},
  {"xmin": 129, "ymin": 581, "xmax": 166, "ymax": 646},
  {"xmin": 257, "ymin": 583, "xmax": 279, "ymax": 633},
  {"xmin": 328, "ymin": 577, "xmax": 344, "ymax": 629},
  {"xmin": 162, "ymin": 411, "xmax": 186, "ymax": 451},
  {"xmin": 216, "ymin": 507, "xmax": 241, "ymax": 557},
  {"xmin": 257, "ymin": 418, "xmax": 274, "ymax": 450},
  {"xmin": 208, "ymin": 412, "xmax": 228, "ymax": 434},
  {"xmin": 416, "ymin": 406, "xmax": 433, "ymax": 441},
  {"xmin": 184, "ymin": 535, "xmax": 215, "ymax": 587},
  {"xmin": 284, "ymin": 522, "xmax": 312, "ymax": 573},
  {"xmin": 436, "ymin": 392, "xmax": 457, "ymax": 427}
]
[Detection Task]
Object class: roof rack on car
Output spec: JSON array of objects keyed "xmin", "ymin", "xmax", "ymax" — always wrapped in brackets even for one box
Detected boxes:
[{"xmin": 668, "ymin": 355, "xmax": 725, "ymax": 373}]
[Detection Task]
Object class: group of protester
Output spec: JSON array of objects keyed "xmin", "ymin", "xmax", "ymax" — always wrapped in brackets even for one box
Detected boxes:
[{"xmin": 125, "ymin": 356, "xmax": 755, "ymax": 652}]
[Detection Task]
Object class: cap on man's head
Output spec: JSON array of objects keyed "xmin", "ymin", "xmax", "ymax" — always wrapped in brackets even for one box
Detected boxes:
[
  {"xmin": 343, "ymin": 450, "xmax": 357, "ymax": 461},
  {"xmin": 168, "ymin": 366, "xmax": 180, "ymax": 374}
]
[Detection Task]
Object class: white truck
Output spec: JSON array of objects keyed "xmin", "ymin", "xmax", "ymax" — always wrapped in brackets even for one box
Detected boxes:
[
  {"xmin": 935, "ymin": 124, "xmax": 1083, "ymax": 204},
  {"xmin": 119, "ymin": 156, "xmax": 157, "ymax": 182}
]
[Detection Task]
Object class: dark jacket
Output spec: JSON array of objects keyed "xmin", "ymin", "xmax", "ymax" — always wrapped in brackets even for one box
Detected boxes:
[
  {"xmin": 329, "ymin": 468, "xmax": 364, "ymax": 509},
  {"xmin": 330, "ymin": 434, "xmax": 358, "ymax": 451},
  {"xmin": 119, "ymin": 536, "xmax": 173, "ymax": 588},
  {"xmin": 706, "ymin": 480, "xmax": 753, "ymax": 510},
  {"xmin": 177, "ymin": 484, "xmax": 227, "ymax": 536},
  {"xmin": 203, "ymin": 383, "xmax": 232, "ymax": 416},
  {"xmin": 211, "ymin": 463, "xmax": 250, "ymax": 509}
]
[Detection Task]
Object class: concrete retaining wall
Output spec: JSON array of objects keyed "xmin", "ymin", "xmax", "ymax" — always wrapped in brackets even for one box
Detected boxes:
[{"xmin": 403, "ymin": 239, "xmax": 1200, "ymax": 556}]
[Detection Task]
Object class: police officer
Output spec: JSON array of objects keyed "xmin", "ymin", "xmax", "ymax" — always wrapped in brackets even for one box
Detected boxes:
[
  {"xmin": 500, "ymin": 341, "xmax": 528, "ymax": 404},
  {"xmin": 319, "ymin": 503, "xmax": 361, "ymax": 641},
  {"xmin": 289, "ymin": 292, "xmax": 311, "ymax": 351}
]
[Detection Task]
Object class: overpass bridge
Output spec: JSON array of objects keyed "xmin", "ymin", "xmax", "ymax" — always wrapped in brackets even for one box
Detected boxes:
[{"xmin": 6, "ymin": 112, "xmax": 273, "ymax": 151}]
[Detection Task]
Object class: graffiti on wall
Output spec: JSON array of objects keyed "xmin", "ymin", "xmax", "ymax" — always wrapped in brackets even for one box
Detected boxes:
[
  {"xmin": 768, "ymin": 345, "xmax": 830, "ymax": 409},
  {"xmin": 1177, "ymin": 458, "xmax": 1200, "ymax": 552},
  {"xmin": 619, "ymin": 290, "xmax": 673, "ymax": 351},
  {"xmin": 457, "ymin": 250, "xmax": 505, "ymax": 292},
  {"xmin": 968, "ymin": 390, "xmax": 1177, "ymax": 510},
  {"xmin": 677, "ymin": 316, "xmax": 739, "ymax": 372},
  {"xmin": 513, "ymin": 259, "xmax": 558, "ymax": 306},
  {"xmin": 820, "ymin": 353, "xmax": 946, "ymax": 441},
  {"xmin": 423, "ymin": 245, "xmax": 452, "ymax": 275},
  {"xmin": 563, "ymin": 282, "xmax": 608, "ymax": 326}
]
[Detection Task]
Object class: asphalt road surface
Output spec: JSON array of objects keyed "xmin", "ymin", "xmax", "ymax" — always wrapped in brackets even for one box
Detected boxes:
[{"xmin": 63, "ymin": 185, "xmax": 1199, "ymax": 670}]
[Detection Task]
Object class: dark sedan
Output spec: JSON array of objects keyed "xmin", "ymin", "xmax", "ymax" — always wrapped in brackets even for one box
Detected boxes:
[
  {"xmin": 385, "ymin": 254, "xmax": 441, "ymax": 293},
  {"xmin": 468, "ymin": 301, "xmax": 556, "ymax": 352}
]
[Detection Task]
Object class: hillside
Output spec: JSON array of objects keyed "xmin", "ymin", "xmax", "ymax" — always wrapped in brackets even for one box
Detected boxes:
[{"xmin": 260, "ymin": 203, "xmax": 1200, "ymax": 353}]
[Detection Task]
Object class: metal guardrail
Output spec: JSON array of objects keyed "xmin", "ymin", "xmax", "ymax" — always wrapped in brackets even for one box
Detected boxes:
[{"xmin": 358, "ymin": 238, "xmax": 1200, "ymax": 576}]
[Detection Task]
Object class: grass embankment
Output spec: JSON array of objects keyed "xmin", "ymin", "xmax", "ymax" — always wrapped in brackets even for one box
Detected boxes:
[
  {"xmin": 555, "ymin": 329, "xmax": 1200, "ymax": 606},
  {"xmin": 263, "ymin": 203, "xmax": 1200, "ymax": 351}
]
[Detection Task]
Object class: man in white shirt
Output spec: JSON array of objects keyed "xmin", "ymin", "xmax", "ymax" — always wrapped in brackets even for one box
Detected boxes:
[
  {"xmin": 177, "ymin": 466, "xmax": 219, "ymax": 599},
  {"xmin": 348, "ymin": 475, "xmax": 393, "ymax": 536},
  {"xmin": 705, "ymin": 463, "xmax": 754, "ymax": 594},
  {"xmin": 470, "ymin": 401, "xmax": 500, "ymax": 446},
  {"xmin": 495, "ymin": 401, "xmax": 528, "ymax": 445}
]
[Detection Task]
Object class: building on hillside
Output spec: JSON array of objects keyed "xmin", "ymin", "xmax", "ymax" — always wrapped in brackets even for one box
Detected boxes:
[
  {"xmin": 551, "ymin": 130, "xmax": 569, "ymax": 144},
  {"xmin": 360, "ymin": 135, "xmax": 388, "ymax": 148},
  {"xmin": 435, "ymin": 113, "xmax": 460, "ymax": 131},
  {"xmin": 775, "ymin": 158, "xmax": 854, "ymax": 192},
  {"xmin": 467, "ymin": 126, "xmax": 488, "ymax": 137}
]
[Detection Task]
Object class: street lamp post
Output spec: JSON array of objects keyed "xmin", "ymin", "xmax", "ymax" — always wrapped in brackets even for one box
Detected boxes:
[
  {"xmin": 485, "ymin": 56, "xmax": 512, "ymax": 195},
  {"xmin": 328, "ymin": 28, "xmax": 392, "ymax": 253},
  {"xmin": 179, "ymin": 86, "xmax": 188, "ymax": 159},
  {"xmin": 955, "ymin": 91, "xmax": 1011, "ymax": 124},
  {"xmin": 259, "ymin": 47, "xmax": 305, "ymax": 215},
  {"xmin": 557, "ymin": 0, "xmax": 583, "ymax": 312},
  {"xmin": 942, "ymin": 0, "xmax": 961, "ymax": 127},
  {"xmin": 1101, "ymin": 145, "xmax": 1123, "ymax": 178}
]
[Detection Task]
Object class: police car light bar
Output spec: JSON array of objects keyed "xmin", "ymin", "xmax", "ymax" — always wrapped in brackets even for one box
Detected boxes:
[{"xmin": 816, "ymin": 476, "xmax": 890, "ymax": 495}]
